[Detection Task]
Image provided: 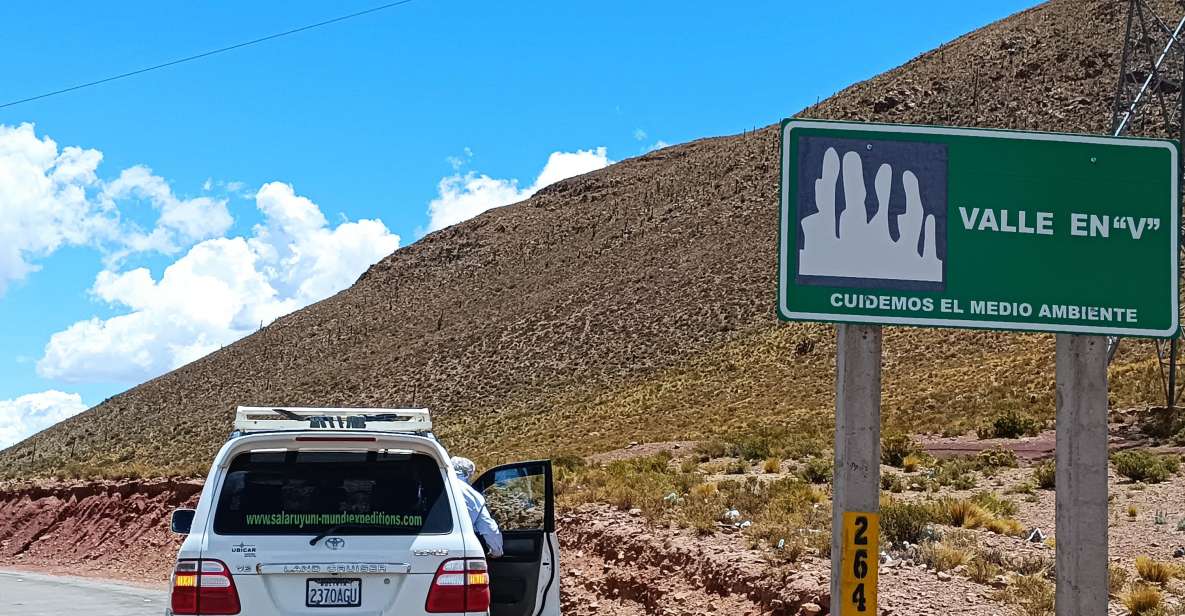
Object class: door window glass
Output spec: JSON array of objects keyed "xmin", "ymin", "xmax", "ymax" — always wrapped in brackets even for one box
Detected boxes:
[{"xmin": 481, "ymin": 466, "xmax": 546, "ymax": 531}]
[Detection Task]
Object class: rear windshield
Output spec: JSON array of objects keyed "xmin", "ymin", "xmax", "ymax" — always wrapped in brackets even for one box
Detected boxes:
[{"xmin": 213, "ymin": 450, "xmax": 453, "ymax": 535}]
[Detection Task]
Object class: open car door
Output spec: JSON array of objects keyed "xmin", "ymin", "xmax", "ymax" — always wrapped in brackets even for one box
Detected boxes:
[{"xmin": 472, "ymin": 460, "xmax": 561, "ymax": 616}]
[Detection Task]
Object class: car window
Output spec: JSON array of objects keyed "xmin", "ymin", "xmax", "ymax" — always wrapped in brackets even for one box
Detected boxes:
[
  {"xmin": 213, "ymin": 450, "xmax": 453, "ymax": 535},
  {"xmin": 481, "ymin": 467, "xmax": 546, "ymax": 531}
]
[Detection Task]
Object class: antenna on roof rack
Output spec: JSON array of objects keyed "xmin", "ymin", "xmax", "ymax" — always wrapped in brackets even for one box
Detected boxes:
[{"xmin": 231, "ymin": 406, "xmax": 433, "ymax": 436}]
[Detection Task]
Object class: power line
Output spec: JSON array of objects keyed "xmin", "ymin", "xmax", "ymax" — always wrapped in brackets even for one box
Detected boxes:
[{"xmin": 0, "ymin": 0, "xmax": 417, "ymax": 110}]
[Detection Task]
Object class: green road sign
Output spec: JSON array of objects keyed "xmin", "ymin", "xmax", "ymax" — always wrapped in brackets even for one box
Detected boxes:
[{"xmin": 778, "ymin": 120, "xmax": 1180, "ymax": 338}]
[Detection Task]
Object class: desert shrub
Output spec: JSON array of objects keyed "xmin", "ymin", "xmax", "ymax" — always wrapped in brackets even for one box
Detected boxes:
[
  {"xmin": 979, "ymin": 548, "xmax": 1053, "ymax": 577},
  {"xmin": 984, "ymin": 517, "xmax": 1024, "ymax": 536},
  {"xmin": 1123, "ymin": 584, "xmax": 1163, "ymax": 615},
  {"xmin": 1129, "ymin": 504, "xmax": 1139, "ymax": 519},
  {"xmin": 971, "ymin": 491, "xmax": 1019, "ymax": 517},
  {"xmin": 798, "ymin": 456, "xmax": 832, "ymax": 484},
  {"xmin": 1007, "ymin": 481, "xmax": 1036, "ymax": 495},
  {"xmin": 715, "ymin": 478, "xmax": 760, "ymax": 517},
  {"xmin": 762, "ymin": 457, "xmax": 781, "ymax": 474},
  {"xmin": 881, "ymin": 472, "xmax": 905, "ymax": 493},
  {"xmin": 1135, "ymin": 556, "xmax": 1175, "ymax": 585},
  {"xmin": 976, "ymin": 446, "xmax": 1019, "ymax": 470},
  {"xmin": 560, "ymin": 452, "xmax": 700, "ymax": 519},
  {"xmin": 725, "ymin": 460, "xmax": 748, "ymax": 475},
  {"xmin": 933, "ymin": 457, "xmax": 978, "ymax": 489},
  {"xmin": 967, "ymin": 555, "xmax": 1002, "ymax": 584},
  {"xmin": 1033, "ymin": 460, "xmax": 1056, "ymax": 489},
  {"xmin": 732, "ymin": 434, "xmax": 773, "ymax": 462},
  {"xmin": 942, "ymin": 528, "xmax": 979, "ymax": 550},
  {"xmin": 882, "ymin": 433, "xmax": 921, "ymax": 467},
  {"xmin": 938, "ymin": 498, "xmax": 992, "ymax": 529},
  {"xmin": 694, "ymin": 440, "xmax": 728, "ymax": 461},
  {"xmin": 978, "ymin": 409, "xmax": 1042, "ymax": 439},
  {"xmin": 1110, "ymin": 565, "xmax": 1130, "ymax": 596},
  {"xmin": 952, "ymin": 474, "xmax": 977, "ymax": 490},
  {"xmin": 918, "ymin": 542, "xmax": 969, "ymax": 572},
  {"xmin": 901, "ymin": 453, "xmax": 924, "ymax": 473},
  {"xmin": 679, "ymin": 492, "xmax": 726, "ymax": 536},
  {"xmin": 881, "ymin": 501, "xmax": 936, "ymax": 545},
  {"xmin": 744, "ymin": 478, "xmax": 828, "ymax": 554},
  {"xmin": 995, "ymin": 574, "xmax": 1055, "ymax": 616},
  {"xmin": 552, "ymin": 454, "xmax": 586, "ymax": 471},
  {"xmin": 1113, "ymin": 450, "xmax": 1180, "ymax": 484},
  {"xmin": 807, "ymin": 527, "xmax": 831, "ymax": 558}
]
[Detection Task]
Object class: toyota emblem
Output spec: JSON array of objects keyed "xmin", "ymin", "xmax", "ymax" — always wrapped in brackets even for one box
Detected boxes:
[{"xmin": 325, "ymin": 537, "xmax": 346, "ymax": 551}]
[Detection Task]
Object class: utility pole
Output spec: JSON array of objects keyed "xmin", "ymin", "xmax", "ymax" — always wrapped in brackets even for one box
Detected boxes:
[{"xmin": 830, "ymin": 324, "xmax": 881, "ymax": 615}]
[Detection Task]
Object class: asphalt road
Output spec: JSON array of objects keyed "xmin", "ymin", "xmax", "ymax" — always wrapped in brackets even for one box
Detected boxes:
[{"xmin": 0, "ymin": 570, "xmax": 165, "ymax": 616}]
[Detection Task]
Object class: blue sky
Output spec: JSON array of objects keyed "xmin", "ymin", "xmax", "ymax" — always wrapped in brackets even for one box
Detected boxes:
[{"xmin": 0, "ymin": 0, "xmax": 1038, "ymax": 447}]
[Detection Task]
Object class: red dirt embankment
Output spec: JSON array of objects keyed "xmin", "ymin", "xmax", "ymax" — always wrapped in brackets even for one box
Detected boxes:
[{"xmin": 0, "ymin": 479, "xmax": 202, "ymax": 583}]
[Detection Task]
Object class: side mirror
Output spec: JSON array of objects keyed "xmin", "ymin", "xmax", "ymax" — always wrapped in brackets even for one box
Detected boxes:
[{"xmin": 171, "ymin": 508, "xmax": 196, "ymax": 534}]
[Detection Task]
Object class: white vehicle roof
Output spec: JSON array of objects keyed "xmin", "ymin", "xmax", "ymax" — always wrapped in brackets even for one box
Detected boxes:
[{"xmin": 232, "ymin": 406, "xmax": 432, "ymax": 436}]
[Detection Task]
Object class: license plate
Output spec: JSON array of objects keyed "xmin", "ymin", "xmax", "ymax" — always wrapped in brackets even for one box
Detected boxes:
[{"xmin": 306, "ymin": 578, "xmax": 361, "ymax": 608}]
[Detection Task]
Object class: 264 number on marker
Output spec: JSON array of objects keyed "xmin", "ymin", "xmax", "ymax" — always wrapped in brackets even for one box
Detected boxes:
[{"xmin": 840, "ymin": 512, "xmax": 879, "ymax": 614}]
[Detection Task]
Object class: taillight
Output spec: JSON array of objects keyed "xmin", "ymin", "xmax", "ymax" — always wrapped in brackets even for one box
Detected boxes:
[
  {"xmin": 426, "ymin": 558, "xmax": 490, "ymax": 613},
  {"xmin": 171, "ymin": 559, "xmax": 241, "ymax": 615}
]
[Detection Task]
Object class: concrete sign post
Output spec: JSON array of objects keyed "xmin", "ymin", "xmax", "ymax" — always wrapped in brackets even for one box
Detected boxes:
[
  {"xmin": 831, "ymin": 324, "xmax": 881, "ymax": 615},
  {"xmin": 778, "ymin": 120, "xmax": 1179, "ymax": 615},
  {"xmin": 1055, "ymin": 335, "xmax": 1110, "ymax": 614}
]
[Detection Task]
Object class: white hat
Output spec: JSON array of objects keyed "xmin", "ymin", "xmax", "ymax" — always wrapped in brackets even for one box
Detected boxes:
[{"xmin": 451, "ymin": 456, "xmax": 476, "ymax": 481}]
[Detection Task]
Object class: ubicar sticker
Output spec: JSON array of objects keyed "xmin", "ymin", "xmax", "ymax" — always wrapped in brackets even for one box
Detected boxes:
[{"xmin": 839, "ymin": 511, "xmax": 879, "ymax": 614}]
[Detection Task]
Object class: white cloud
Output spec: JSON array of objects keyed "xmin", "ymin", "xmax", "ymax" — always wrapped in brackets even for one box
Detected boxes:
[
  {"xmin": 633, "ymin": 128, "xmax": 648, "ymax": 141},
  {"xmin": 0, "ymin": 123, "xmax": 233, "ymax": 295},
  {"xmin": 0, "ymin": 390, "xmax": 88, "ymax": 449},
  {"xmin": 38, "ymin": 183, "xmax": 400, "ymax": 383},
  {"xmin": 426, "ymin": 147, "xmax": 611, "ymax": 232},
  {"xmin": 0, "ymin": 124, "xmax": 115, "ymax": 295},
  {"xmin": 103, "ymin": 165, "xmax": 232, "ymax": 256}
]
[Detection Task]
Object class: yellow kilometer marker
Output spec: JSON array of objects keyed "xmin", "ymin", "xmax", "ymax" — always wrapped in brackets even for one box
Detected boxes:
[{"xmin": 839, "ymin": 511, "xmax": 879, "ymax": 614}]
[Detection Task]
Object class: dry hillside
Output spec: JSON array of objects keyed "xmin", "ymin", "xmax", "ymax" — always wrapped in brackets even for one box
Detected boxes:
[{"xmin": 1, "ymin": 0, "xmax": 1179, "ymax": 479}]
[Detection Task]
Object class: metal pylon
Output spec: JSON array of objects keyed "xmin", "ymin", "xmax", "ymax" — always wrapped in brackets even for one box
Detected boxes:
[{"xmin": 1107, "ymin": 0, "xmax": 1185, "ymax": 410}]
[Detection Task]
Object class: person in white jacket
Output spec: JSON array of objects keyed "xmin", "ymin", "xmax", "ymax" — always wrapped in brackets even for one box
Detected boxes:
[{"xmin": 451, "ymin": 456, "xmax": 504, "ymax": 558}]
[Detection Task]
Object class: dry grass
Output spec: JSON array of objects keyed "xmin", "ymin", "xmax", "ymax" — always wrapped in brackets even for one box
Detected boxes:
[
  {"xmin": 995, "ymin": 574, "xmax": 1055, "ymax": 616},
  {"xmin": 918, "ymin": 542, "xmax": 970, "ymax": 572},
  {"xmin": 1135, "ymin": 556, "xmax": 1175, "ymax": 585},
  {"xmin": 762, "ymin": 457, "xmax": 781, "ymax": 474},
  {"xmin": 902, "ymin": 454, "xmax": 923, "ymax": 473},
  {"xmin": 942, "ymin": 499, "xmax": 990, "ymax": 528},
  {"xmin": 967, "ymin": 555, "xmax": 1002, "ymax": 584},
  {"xmin": 1123, "ymin": 584, "xmax": 1163, "ymax": 615},
  {"xmin": 979, "ymin": 548, "xmax": 1053, "ymax": 578},
  {"xmin": 984, "ymin": 517, "xmax": 1024, "ymax": 536},
  {"xmin": 1110, "ymin": 565, "xmax": 1130, "ymax": 596}
]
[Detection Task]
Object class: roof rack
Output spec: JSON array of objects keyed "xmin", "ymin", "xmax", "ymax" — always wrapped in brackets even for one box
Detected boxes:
[{"xmin": 233, "ymin": 406, "xmax": 433, "ymax": 435}]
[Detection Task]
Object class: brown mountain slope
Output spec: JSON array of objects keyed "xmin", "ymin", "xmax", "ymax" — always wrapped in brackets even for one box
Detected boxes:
[{"xmin": 1, "ymin": 0, "xmax": 1177, "ymax": 479}]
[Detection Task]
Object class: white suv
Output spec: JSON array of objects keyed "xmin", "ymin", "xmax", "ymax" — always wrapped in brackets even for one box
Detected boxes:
[{"xmin": 166, "ymin": 407, "xmax": 561, "ymax": 616}]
